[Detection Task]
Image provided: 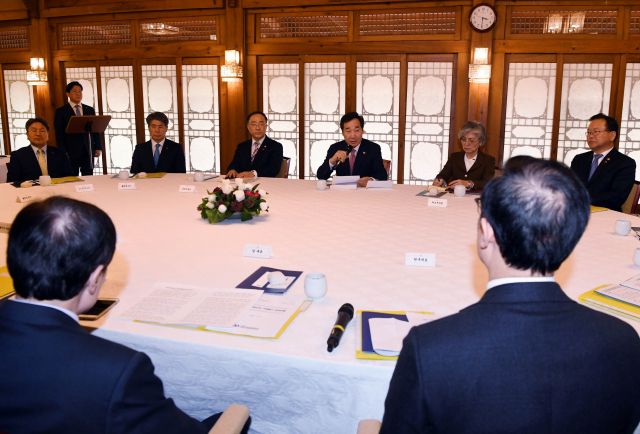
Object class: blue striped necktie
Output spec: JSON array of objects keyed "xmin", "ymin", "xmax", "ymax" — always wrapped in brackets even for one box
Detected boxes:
[{"xmin": 588, "ymin": 154, "xmax": 603, "ymax": 181}]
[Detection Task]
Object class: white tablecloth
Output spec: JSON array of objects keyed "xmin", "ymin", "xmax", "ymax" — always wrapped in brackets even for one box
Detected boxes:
[
  {"xmin": 1, "ymin": 174, "xmax": 640, "ymax": 434},
  {"xmin": 0, "ymin": 156, "xmax": 9, "ymax": 184}
]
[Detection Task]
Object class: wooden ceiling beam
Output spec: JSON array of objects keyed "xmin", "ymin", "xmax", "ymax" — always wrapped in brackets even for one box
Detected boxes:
[
  {"xmin": 247, "ymin": 40, "xmax": 471, "ymax": 55},
  {"xmin": 41, "ymin": 0, "xmax": 221, "ymax": 18},
  {"xmin": 21, "ymin": 0, "xmax": 39, "ymax": 18}
]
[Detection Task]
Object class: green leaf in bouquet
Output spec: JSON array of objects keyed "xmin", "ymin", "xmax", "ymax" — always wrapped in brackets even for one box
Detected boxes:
[{"xmin": 240, "ymin": 212, "xmax": 253, "ymax": 222}]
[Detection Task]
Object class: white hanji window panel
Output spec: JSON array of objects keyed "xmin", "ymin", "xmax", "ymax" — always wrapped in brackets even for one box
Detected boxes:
[
  {"xmin": 100, "ymin": 65, "xmax": 137, "ymax": 173},
  {"xmin": 182, "ymin": 64, "xmax": 221, "ymax": 174},
  {"xmin": 404, "ymin": 61, "xmax": 454, "ymax": 185},
  {"xmin": 503, "ymin": 63, "xmax": 556, "ymax": 164},
  {"xmin": 304, "ymin": 62, "xmax": 346, "ymax": 179},
  {"xmin": 619, "ymin": 63, "xmax": 640, "ymax": 181},
  {"xmin": 141, "ymin": 64, "xmax": 179, "ymax": 143},
  {"xmin": 558, "ymin": 63, "xmax": 612, "ymax": 166},
  {"xmin": 65, "ymin": 67, "xmax": 103, "ymax": 174},
  {"xmin": 356, "ymin": 62, "xmax": 400, "ymax": 181},
  {"xmin": 263, "ymin": 63, "xmax": 299, "ymax": 177},
  {"xmin": 4, "ymin": 70, "xmax": 35, "ymax": 151}
]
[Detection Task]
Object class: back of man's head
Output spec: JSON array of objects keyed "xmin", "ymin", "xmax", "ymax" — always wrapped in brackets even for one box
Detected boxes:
[
  {"xmin": 7, "ymin": 197, "xmax": 116, "ymax": 300},
  {"xmin": 480, "ymin": 157, "xmax": 590, "ymax": 275}
]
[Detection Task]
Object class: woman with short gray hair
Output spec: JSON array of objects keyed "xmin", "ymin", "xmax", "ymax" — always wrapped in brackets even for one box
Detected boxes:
[{"xmin": 432, "ymin": 121, "xmax": 495, "ymax": 190}]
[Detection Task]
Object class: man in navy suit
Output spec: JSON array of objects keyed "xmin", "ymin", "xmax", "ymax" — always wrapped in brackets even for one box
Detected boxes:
[
  {"xmin": 6, "ymin": 117, "xmax": 73, "ymax": 183},
  {"xmin": 0, "ymin": 197, "xmax": 250, "ymax": 434},
  {"xmin": 316, "ymin": 112, "xmax": 388, "ymax": 186},
  {"xmin": 54, "ymin": 81, "xmax": 102, "ymax": 176},
  {"xmin": 226, "ymin": 111, "xmax": 284, "ymax": 178},
  {"xmin": 570, "ymin": 113, "xmax": 636, "ymax": 212},
  {"xmin": 130, "ymin": 112, "xmax": 186, "ymax": 174},
  {"xmin": 380, "ymin": 157, "xmax": 640, "ymax": 434}
]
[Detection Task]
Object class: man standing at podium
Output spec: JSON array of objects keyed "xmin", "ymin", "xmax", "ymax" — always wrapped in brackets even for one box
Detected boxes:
[{"xmin": 54, "ymin": 81, "xmax": 102, "ymax": 176}]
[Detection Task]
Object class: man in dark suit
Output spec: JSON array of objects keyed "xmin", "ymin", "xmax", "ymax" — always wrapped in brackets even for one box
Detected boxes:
[
  {"xmin": 570, "ymin": 113, "xmax": 636, "ymax": 212},
  {"xmin": 316, "ymin": 112, "xmax": 388, "ymax": 186},
  {"xmin": 54, "ymin": 81, "xmax": 102, "ymax": 176},
  {"xmin": 381, "ymin": 157, "xmax": 640, "ymax": 434},
  {"xmin": 7, "ymin": 117, "xmax": 73, "ymax": 183},
  {"xmin": 0, "ymin": 197, "xmax": 250, "ymax": 434},
  {"xmin": 130, "ymin": 112, "xmax": 186, "ymax": 174},
  {"xmin": 226, "ymin": 111, "xmax": 284, "ymax": 178}
]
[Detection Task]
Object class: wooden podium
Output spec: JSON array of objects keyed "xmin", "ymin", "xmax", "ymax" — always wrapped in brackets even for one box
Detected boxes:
[{"xmin": 65, "ymin": 115, "xmax": 112, "ymax": 172}]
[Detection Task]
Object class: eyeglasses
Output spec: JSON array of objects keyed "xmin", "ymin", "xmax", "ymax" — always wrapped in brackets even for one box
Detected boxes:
[
  {"xmin": 249, "ymin": 122, "xmax": 266, "ymax": 127},
  {"xmin": 475, "ymin": 197, "xmax": 481, "ymax": 214},
  {"xmin": 585, "ymin": 130, "xmax": 610, "ymax": 137},
  {"xmin": 460, "ymin": 138, "xmax": 479, "ymax": 144}
]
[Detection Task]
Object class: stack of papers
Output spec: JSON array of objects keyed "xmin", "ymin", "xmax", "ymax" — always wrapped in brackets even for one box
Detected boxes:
[
  {"xmin": 579, "ymin": 274, "xmax": 640, "ymax": 322},
  {"xmin": 331, "ymin": 176, "xmax": 359, "ymax": 190}
]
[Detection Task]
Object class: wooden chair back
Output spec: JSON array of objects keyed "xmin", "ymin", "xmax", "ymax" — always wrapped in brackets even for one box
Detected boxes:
[
  {"xmin": 382, "ymin": 159, "xmax": 391, "ymax": 177},
  {"xmin": 622, "ymin": 181, "xmax": 640, "ymax": 214},
  {"xmin": 277, "ymin": 157, "xmax": 291, "ymax": 179}
]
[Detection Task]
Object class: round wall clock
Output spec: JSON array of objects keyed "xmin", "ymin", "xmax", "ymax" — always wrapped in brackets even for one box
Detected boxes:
[{"xmin": 469, "ymin": 3, "xmax": 497, "ymax": 33}]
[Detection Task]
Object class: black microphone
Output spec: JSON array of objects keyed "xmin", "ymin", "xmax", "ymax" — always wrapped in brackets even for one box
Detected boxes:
[
  {"xmin": 333, "ymin": 144, "xmax": 354, "ymax": 170},
  {"xmin": 327, "ymin": 303, "xmax": 354, "ymax": 352}
]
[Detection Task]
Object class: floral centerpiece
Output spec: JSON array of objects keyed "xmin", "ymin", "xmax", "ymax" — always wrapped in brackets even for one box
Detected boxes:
[{"xmin": 197, "ymin": 179, "xmax": 269, "ymax": 223}]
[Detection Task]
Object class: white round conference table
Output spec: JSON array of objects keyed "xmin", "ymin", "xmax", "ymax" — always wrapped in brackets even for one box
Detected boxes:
[{"xmin": 1, "ymin": 174, "xmax": 640, "ymax": 434}]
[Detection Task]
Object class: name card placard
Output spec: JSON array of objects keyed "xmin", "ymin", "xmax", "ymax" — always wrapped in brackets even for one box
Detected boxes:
[
  {"xmin": 179, "ymin": 185, "xmax": 197, "ymax": 193},
  {"xmin": 75, "ymin": 184, "xmax": 94, "ymax": 193},
  {"xmin": 118, "ymin": 182, "xmax": 136, "ymax": 190},
  {"xmin": 17, "ymin": 193, "xmax": 35, "ymax": 203},
  {"xmin": 427, "ymin": 198, "xmax": 447, "ymax": 208},
  {"xmin": 406, "ymin": 253, "xmax": 436, "ymax": 267},
  {"xmin": 0, "ymin": 222, "xmax": 10, "ymax": 234},
  {"xmin": 243, "ymin": 244, "xmax": 274, "ymax": 259}
]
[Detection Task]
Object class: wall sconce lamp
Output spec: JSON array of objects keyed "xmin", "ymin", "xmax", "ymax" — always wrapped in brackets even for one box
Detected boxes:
[
  {"xmin": 221, "ymin": 50, "xmax": 243, "ymax": 82},
  {"xmin": 469, "ymin": 48, "xmax": 491, "ymax": 84},
  {"xmin": 27, "ymin": 58, "xmax": 47, "ymax": 86}
]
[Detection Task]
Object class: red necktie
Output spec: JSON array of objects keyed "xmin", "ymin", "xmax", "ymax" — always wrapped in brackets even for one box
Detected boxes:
[{"xmin": 349, "ymin": 149, "xmax": 356, "ymax": 175}]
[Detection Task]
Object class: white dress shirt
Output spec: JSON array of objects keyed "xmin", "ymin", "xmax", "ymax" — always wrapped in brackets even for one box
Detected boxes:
[
  {"xmin": 11, "ymin": 298, "xmax": 79, "ymax": 322},
  {"xmin": 486, "ymin": 276, "xmax": 556, "ymax": 291},
  {"xmin": 464, "ymin": 153, "xmax": 477, "ymax": 172},
  {"xmin": 593, "ymin": 146, "xmax": 614, "ymax": 167},
  {"xmin": 71, "ymin": 103, "xmax": 83, "ymax": 116},
  {"xmin": 151, "ymin": 138, "xmax": 166, "ymax": 155}
]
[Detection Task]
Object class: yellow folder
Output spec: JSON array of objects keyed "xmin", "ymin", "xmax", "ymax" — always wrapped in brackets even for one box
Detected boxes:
[
  {"xmin": 578, "ymin": 285, "xmax": 640, "ymax": 323},
  {"xmin": 134, "ymin": 172, "xmax": 166, "ymax": 179},
  {"xmin": 51, "ymin": 176, "xmax": 83, "ymax": 184},
  {"xmin": 0, "ymin": 266, "xmax": 15, "ymax": 299}
]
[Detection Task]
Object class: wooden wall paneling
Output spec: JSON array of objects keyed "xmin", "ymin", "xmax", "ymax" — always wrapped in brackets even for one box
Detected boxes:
[
  {"xmin": 92, "ymin": 61, "xmax": 108, "ymax": 174},
  {"xmin": 494, "ymin": 40, "xmax": 640, "ymax": 54},
  {"xmin": 219, "ymin": 53, "xmax": 230, "ymax": 174},
  {"xmin": 0, "ymin": 65, "xmax": 10, "ymax": 155},
  {"xmin": 298, "ymin": 61, "xmax": 304, "ymax": 179},
  {"xmin": 397, "ymin": 53, "xmax": 407, "ymax": 184},
  {"xmin": 623, "ymin": 6, "xmax": 631, "ymax": 40},
  {"xmin": 47, "ymin": 9, "xmax": 224, "ymax": 25},
  {"xmin": 176, "ymin": 57, "xmax": 185, "ymax": 151},
  {"xmin": 247, "ymin": 40, "xmax": 471, "ymax": 56},
  {"xmin": 245, "ymin": 55, "xmax": 258, "ymax": 114},
  {"xmin": 486, "ymin": 51, "xmax": 504, "ymax": 164},
  {"xmin": 246, "ymin": 13, "xmax": 255, "ymax": 45},
  {"xmin": 614, "ymin": 54, "xmax": 627, "ymax": 126},
  {"xmin": 41, "ymin": 0, "xmax": 223, "ymax": 19},
  {"xmin": 454, "ymin": 50, "xmax": 470, "ymax": 154},
  {"xmin": 461, "ymin": 5, "xmax": 472, "ymax": 41},
  {"xmin": 0, "ymin": 11, "xmax": 30, "ymax": 21},
  {"xmin": 550, "ymin": 55, "xmax": 564, "ymax": 161},
  {"xmin": 355, "ymin": 7, "xmax": 458, "ymax": 42},
  {"xmin": 52, "ymin": 43, "xmax": 227, "ymax": 63},
  {"xmin": 494, "ymin": 5, "xmax": 507, "ymax": 40},
  {"xmin": 132, "ymin": 58, "xmax": 145, "ymax": 145},
  {"xmin": 244, "ymin": 0, "xmax": 469, "ymax": 9},
  {"xmin": 349, "ymin": 11, "xmax": 358, "ymax": 42},
  {"xmin": 617, "ymin": 6, "xmax": 626, "ymax": 40},
  {"xmin": 610, "ymin": 55, "xmax": 622, "ymax": 118},
  {"xmin": 35, "ymin": 18, "xmax": 56, "ymax": 133},
  {"xmin": 132, "ymin": 19, "xmax": 140, "ymax": 48},
  {"xmin": 346, "ymin": 55, "xmax": 356, "ymax": 113},
  {"xmin": 467, "ymin": 0, "xmax": 494, "ymax": 127}
]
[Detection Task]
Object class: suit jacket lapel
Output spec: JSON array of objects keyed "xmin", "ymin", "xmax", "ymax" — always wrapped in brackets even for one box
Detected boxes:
[{"xmin": 455, "ymin": 152, "xmax": 467, "ymax": 173}]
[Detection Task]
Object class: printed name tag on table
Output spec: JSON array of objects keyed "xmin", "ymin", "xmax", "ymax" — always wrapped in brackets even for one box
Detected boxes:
[
  {"xmin": 75, "ymin": 184, "xmax": 94, "ymax": 193},
  {"xmin": 118, "ymin": 182, "xmax": 136, "ymax": 190},
  {"xmin": 0, "ymin": 222, "xmax": 10, "ymax": 234},
  {"xmin": 427, "ymin": 198, "xmax": 447, "ymax": 208},
  {"xmin": 17, "ymin": 193, "xmax": 35, "ymax": 203},
  {"xmin": 406, "ymin": 253, "xmax": 436, "ymax": 267},
  {"xmin": 179, "ymin": 185, "xmax": 197, "ymax": 193},
  {"xmin": 244, "ymin": 244, "xmax": 274, "ymax": 259}
]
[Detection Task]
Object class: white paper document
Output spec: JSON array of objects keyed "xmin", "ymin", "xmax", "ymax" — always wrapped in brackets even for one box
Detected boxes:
[
  {"xmin": 595, "ymin": 284, "xmax": 640, "ymax": 308},
  {"xmin": 367, "ymin": 180, "xmax": 393, "ymax": 189},
  {"xmin": 204, "ymin": 295, "xmax": 310, "ymax": 338},
  {"xmin": 116, "ymin": 282, "xmax": 263, "ymax": 327},
  {"xmin": 333, "ymin": 175, "xmax": 360, "ymax": 184},
  {"xmin": 621, "ymin": 274, "xmax": 640, "ymax": 291},
  {"xmin": 331, "ymin": 184, "xmax": 358, "ymax": 191},
  {"xmin": 369, "ymin": 312, "xmax": 446, "ymax": 356}
]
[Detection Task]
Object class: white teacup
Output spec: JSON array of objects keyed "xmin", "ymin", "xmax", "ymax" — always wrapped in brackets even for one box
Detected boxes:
[
  {"xmin": 118, "ymin": 170, "xmax": 129, "ymax": 180},
  {"xmin": 39, "ymin": 175, "xmax": 51, "ymax": 186},
  {"xmin": 304, "ymin": 273, "xmax": 327, "ymax": 299},
  {"xmin": 454, "ymin": 185, "xmax": 466, "ymax": 197},
  {"xmin": 615, "ymin": 219, "xmax": 631, "ymax": 236},
  {"xmin": 194, "ymin": 171, "xmax": 205, "ymax": 182},
  {"xmin": 634, "ymin": 248, "xmax": 640, "ymax": 268},
  {"xmin": 317, "ymin": 180, "xmax": 327, "ymax": 191}
]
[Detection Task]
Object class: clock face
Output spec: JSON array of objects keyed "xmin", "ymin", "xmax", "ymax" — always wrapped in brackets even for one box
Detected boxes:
[{"xmin": 469, "ymin": 4, "xmax": 497, "ymax": 32}]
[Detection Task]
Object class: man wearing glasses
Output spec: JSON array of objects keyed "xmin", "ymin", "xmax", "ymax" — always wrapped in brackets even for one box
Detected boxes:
[
  {"xmin": 570, "ymin": 113, "xmax": 635, "ymax": 212},
  {"xmin": 226, "ymin": 111, "xmax": 284, "ymax": 178}
]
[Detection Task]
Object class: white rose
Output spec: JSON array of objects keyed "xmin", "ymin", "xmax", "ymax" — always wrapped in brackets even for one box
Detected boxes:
[
  {"xmin": 260, "ymin": 201, "xmax": 268, "ymax": 211},
  {"xmin": 244, "ymin": 183, "xmax": 253, "ymax": 191},
  {"xmin": 235, "ymin": 179, "xmax": 244, "ymax": 187},
  {"xmin": 206, "ymin": 202, "xmax": 215, "ymax": 209},
  {"xmin": 207, "ymin": 195, "xmax": 215, "ymax": 202},
  {"xmin": 222, "ymin": 184, "xmax": 233, "ymax": 194},
  {"xmin": 218, "ymin": 204, "xmax": 227, "ymax": 213},
  {"xmin": 222, "ymin": 179, "xmax": 231, "ymax": 186},
  {"xmin": 234, "ymin": 190, "xmax": 245, "ymax": 201},
  {"xmin": 258, "ymin": 189, "xmax": 266, "ymax": 197}
]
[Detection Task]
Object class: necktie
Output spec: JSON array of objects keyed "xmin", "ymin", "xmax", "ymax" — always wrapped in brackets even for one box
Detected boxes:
[
  {"xmin": 588, "ymin": 154, "xmax": 603, "ymax": 181},
  {"xmin": 251, "ymin": 143, "xmax": 259, "ymax": 163},
  {"xmin": 75, "ymin": 105, "xmax": 81, "ymax": 116},
  {"xmin": 37, "ymin": 149, "xmax": 48, "ymax": 176},
  {"xmin": 349, "ymin": 149, "xmax": 356, "ymax": 175},
  {"xmin": 153, "ymin": 143, "xmax": 161, "ymax": 168}
]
